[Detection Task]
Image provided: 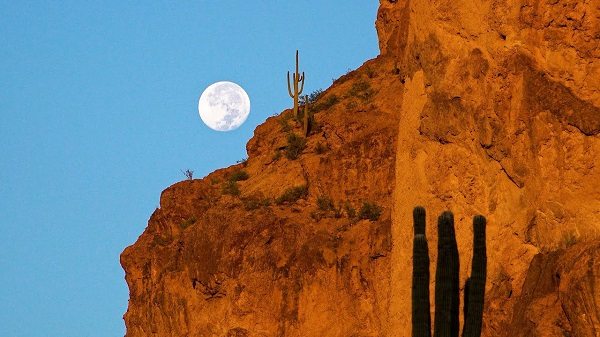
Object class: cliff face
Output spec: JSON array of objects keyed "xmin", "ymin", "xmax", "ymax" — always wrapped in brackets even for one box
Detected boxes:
[
  {"xmin": 121, "ymin": 1, "xmax": 600, "ymax": 336},
  {"xmin": 378, "ymin": 0, "xmax": 600, "ymax": 335}
]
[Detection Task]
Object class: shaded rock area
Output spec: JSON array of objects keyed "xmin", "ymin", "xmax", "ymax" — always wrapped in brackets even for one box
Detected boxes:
[
  {"xmin": 507, "ymin": 241, "xmax": 600, "ymax": 337},
  {"xmin": 122, "ymin": 1, "xmax": 600, "ymax": 336}
]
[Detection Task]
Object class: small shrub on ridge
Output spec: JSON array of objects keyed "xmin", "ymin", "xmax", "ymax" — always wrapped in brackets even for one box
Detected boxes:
[
  {"xmin": 285, "ymin": 133, "xmax": 306, "ymax": 160},
  {"xmin": 229, "ymin": 169, "xmax": 249, "ymax": 182},
  {"xmin": 276, "ymin": 185, "xmax": 308, "ymax": 205},
  {"xmin": 222, "ymin": 181, "xmax": 240, "ymax": 196}
]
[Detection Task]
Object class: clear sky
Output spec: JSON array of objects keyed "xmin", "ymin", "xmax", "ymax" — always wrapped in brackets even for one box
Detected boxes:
[{"xmin": 0, "ymin": 1, "xmax": 380, "ymax": 336}]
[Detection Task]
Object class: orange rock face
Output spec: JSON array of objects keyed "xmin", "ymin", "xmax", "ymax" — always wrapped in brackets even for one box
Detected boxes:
[{"xmin": 121, "ymin": 1, "xmax": 600, "ymax": 336}]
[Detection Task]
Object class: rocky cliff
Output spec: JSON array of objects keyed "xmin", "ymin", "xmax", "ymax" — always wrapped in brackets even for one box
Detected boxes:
[{"xmin": 121, "ymin": 1, "xmax": 600, "ymax": 336}]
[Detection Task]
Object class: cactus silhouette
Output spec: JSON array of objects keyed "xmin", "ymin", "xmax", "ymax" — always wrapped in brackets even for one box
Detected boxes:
[
  {"xmin": 462, "ymin": 215, "xmax": 486, "ymax": 337},
  {"xmin": 287, "ymin": 50, "xmax": 305, "ymax": 121},
  {"xmin": 434, "ymin": 211, "xmax": 460, "ymax": 337},
  {"xmin": 412, "ymin": 207, "xmax": 431, "ymax": 337},
  {"xmin": 411, "ymin": 207, "xmax": 487, "ymax": 337}
]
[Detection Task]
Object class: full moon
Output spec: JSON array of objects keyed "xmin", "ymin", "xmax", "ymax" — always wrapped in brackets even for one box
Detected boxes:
[{"xmin": 198, "ymin": 81, "xmax": 250, "ymax": 131}]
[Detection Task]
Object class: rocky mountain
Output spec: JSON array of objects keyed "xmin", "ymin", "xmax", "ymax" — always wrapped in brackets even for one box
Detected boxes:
[{"xmin": 121, "ymin": 1, "xmax": 600, "ymax": 336}]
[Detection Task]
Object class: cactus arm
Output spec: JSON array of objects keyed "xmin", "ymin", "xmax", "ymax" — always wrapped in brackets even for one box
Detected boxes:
[
  {"xmin": 298, "ymin": 72, "xmax": 305, "ymax": 94},
  {"xmin": 287, "ymin": 71, "xmax": 294, "ymax": 98}
]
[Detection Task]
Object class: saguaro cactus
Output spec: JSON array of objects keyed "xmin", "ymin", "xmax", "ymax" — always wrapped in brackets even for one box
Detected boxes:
[
  {"xmin": 287, "ymin": 50, "xmax": 305, "ymax": 120},
  {"xmin": 434, "ymin": 211, "xmax": 459, "ymax": 337},
  {"xmin": 411, "ymin": 207, "xmax": 487, "ymax": 337},
  {"xmin": 412, "ymin": 207, "xmax": 432, "ymax": 337},
  {"xmin": 302, "ymin": 95, "xmax": 311, "ymax": 137},
  {"xmin": 462, "ymin": 215, "xmax": 486, "ymax": 337}
]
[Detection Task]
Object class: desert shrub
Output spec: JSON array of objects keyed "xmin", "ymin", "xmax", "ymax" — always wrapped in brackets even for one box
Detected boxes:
[
  {"xmin": 315, "ymin": 141, "xmax": 327, "ymax": 154},
  {"xmin": 300, "ymin": 89, "xmax": 324, "ymax": 105},
  {"xmin": 181, "ymin": 169, "xmax": 194, "ymax": 180},
  {"xmin": 242, "ymin": 196, "xmax": 271, "ymax": 211},
  {"xmin": 278, "ymin": 112, "xmax": 293, "ymax": 132},
  {"xmin": 308, "ymin": 89, "xmax": 324, "ymax": 103},
  {"xmin": 348, "ymin": 80, "xmax": 374, "ymax": 102},
  {"xmin": 344, "ymin": 201, "xmax": 357, "ymax": 219},
  {"xmin": 313, "ymin": 95, "xmax": 339, "ymax": 112},
  {"xmin": 317, "ymin": 195, "xmax": 335, "ymax": 211},
  {"xmin": 236, "ymin": 157, "xmax": 248, "ymax": 166},
  {"xmin": 229, "ymin": 169, "xmax": 249, "ymax": 182},
  {"xmin": 349, "ymin": 80, "xmax": 370, "ymax": 94},
  {"xmin": 346, "ymin": 100, "xmax": 358, "ymax": 110},
  {"xmin": 180, "ymin": 216, "xmax": 197, "ymax": 229},
  {"xmin": 322, "ymin": 95, "xmax": 339, "ymax": 109},
  {"xmin": 276, "ymin": 185, "xmax": 308, "ymax": 205},
  {"xmin": 221, "ymin": 181, "xmax": 240, "ymax": 196},
  {"xmin": 333, "ymin": 205, "xmax": 343, "ymax": 218},
  {"xmin": 285, "ymin": 133, "xmax": 306, "ymax": 160},
  {"xmin": 358, "ymin": 202, "xmax": 382, "ymax": 221}
]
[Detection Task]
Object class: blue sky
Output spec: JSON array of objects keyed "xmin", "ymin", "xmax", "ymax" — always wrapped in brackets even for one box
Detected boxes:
[{"xmin": 0, "ymin": 1, "xmax": 379, "ymax": 336}]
